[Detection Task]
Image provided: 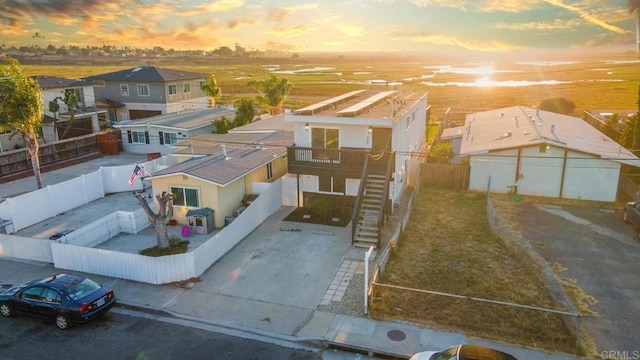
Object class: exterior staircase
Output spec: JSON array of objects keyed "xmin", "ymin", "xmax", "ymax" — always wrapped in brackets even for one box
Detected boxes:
[{"xmin": 352, "ymin": 174, "xmax": 386, "ymax": 248}]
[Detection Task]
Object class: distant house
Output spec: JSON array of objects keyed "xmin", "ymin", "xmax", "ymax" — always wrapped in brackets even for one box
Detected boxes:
[
  {"xmin": 83, "ymin": 66, "xmax": 211, "ymax": 123},
  {"xmin": 148, "ymin": 116, "xmax": 292, "ymax": 228},
  {"xmin": 444, "ymin": 106, "xmax": 640, "ymax": 202},
  {"xmin": 583, "ymin": 109, "xmax": 637, "ymax": 139},
  {"xmin": 285, "ymin": 90, "xmax": 429, "ymax": 248},
  {"xmin": 1, "ymin": 76, "xmax": 107, "ymax": 151},
  {"xmin": 34, "ymin": 76, "xmax": 108, "ymax": 141},
  {"xmin": 113, "ymin": 107, "xmax": 236, "ymax": 154}
]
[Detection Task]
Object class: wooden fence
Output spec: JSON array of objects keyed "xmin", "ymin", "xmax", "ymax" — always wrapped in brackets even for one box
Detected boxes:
[
  {"xmin": 421, "ymin": 163, "xmax": 470, "ymax": 190},
  {"xmin": 0, "ymin": 133, "xmax": 100, "ymax": 179}
]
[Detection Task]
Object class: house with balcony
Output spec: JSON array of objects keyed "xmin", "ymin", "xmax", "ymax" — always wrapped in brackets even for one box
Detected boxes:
[
  {"xmin": 285, "ymin": 90, "xmax": 429, "ymax": 248},
  {"xmin": 83, "ymin": 66, "xmax": 210, "ymax": 123},
  {"xmin": 113, "ymin": 107, "xmax": 236, "ymax": 154},
  {"xmin": 36, "ymin": 75, "xmax": 107, "ymax": 141}
]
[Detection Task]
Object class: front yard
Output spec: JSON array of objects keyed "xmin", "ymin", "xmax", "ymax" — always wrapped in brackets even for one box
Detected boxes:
[{"xmin": 370, "ymin": 188, "xmax": 586, "ymax": 355}]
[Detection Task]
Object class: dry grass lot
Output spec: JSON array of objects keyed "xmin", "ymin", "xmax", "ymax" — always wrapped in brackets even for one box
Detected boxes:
[{"xmin": 370, "ymin": 188, "xmax": 582, "ymax": 354}]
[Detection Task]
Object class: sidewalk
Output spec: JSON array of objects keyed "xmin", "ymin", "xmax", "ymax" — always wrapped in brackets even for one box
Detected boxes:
[
  {"xmin": 0, "ymin": 250, "xmax": 579, "ymax": 360},
  {"xmin": 0, "ymin": 154, "xmax": 581, "ymax": 359}
]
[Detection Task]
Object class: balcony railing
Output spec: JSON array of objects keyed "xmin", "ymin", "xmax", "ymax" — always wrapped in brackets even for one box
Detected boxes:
[{"xmin": 287, "ymin": 146, "xmax": 368, "ymax": 175}]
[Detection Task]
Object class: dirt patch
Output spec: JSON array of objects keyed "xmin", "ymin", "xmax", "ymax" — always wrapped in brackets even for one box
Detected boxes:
[{"xmin": 283, "ymin": 207, "xmax": 351, "ymax": 227}]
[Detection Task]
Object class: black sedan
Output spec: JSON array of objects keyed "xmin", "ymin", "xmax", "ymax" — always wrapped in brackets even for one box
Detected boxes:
[
  {"xmin": 623, "ymin": 200, "xmax": 640, "ymax": 240},
  {"xmin": 0, "ymin": 273, "xmax": 116, "ymax": 330}
]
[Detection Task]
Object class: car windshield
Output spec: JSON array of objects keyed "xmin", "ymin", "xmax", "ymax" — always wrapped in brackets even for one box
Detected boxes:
[
  {"xmin": 432, "ymin": 346, "xmax": 459, "ymax": 360},
  {"xmin": 63, "ymin": 278, "xmax": 101, "ymax": 301}
]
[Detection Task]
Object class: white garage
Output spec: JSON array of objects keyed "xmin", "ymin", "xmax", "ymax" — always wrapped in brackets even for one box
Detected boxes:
[{"xmin": 446, "ymin": 106, "xmax": 640, "ymax": 202}]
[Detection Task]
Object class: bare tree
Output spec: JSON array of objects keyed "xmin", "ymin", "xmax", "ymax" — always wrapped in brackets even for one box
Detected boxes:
[{"xmin": 135, "ymin": 192, "xmax": 173, "ymax": 249}]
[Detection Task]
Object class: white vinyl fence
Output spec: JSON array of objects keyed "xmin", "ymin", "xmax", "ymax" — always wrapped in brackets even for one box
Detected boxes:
[
  {"xmin": 0, "ymin": 160, "xmax": 158, "ymax": 233},
  {"xmin": 52, "ymin": 178, "xmax": 285, "ymax": 284},
  {"xmin": 0, "ymin": 234, "xmax": 53, "ymax": 263},
  {"xmin": 56, "ymin": 208, "xmax": 150, "ymax": 248}
]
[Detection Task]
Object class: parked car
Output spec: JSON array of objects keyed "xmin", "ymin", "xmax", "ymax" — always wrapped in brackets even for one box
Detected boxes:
[
  {"xmin": 410, "ymin": 344, "xmax": 517, "ymax": 360},
  {"xmin": 0, "ymin": 273, "xmax": 116, "ymax": 330},
  {"xmin": 623, "ymin": 201, "xmax": 640, "ymax": 240}
]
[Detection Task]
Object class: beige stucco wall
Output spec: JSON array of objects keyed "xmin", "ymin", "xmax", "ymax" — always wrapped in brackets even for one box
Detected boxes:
[{"xmin": 242, "ymin": 156, "xmax": 288, "ymax": 194}]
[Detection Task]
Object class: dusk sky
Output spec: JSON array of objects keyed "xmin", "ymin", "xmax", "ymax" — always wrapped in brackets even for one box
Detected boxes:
[{"xmin": 0, "ymin": 0, "xmax": 637, "ymax": 54}]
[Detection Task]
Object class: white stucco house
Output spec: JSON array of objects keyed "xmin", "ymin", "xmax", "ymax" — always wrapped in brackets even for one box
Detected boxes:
[
  {"xmin": 285, "ymin": 89, "xmax": 429, "ymax": 247},
  {"xmin": 113, "ymin": 107, "xmax": 236, "ymax": 154},
  {"xmin": 444, "ymin": 106, "xmax": 640, "ymax": 202},
  {"xmin": 34, "ymin": 75, "xmax": 107, "ymax": 141}
]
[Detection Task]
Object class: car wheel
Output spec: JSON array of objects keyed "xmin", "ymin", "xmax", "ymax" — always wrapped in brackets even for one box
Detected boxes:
[
  {"xmin": 0, "ymin": 303, "xmax": 13, "ymax": 317},
  {"xmin": 55, "ymin": 314, "xmax": 71, "ymax": 330},
  {"xmin": 624, "ymin": 209, "xmax": 629, "ymax": 223}
]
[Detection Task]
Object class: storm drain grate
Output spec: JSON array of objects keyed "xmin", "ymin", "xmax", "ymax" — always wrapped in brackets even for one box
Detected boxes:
[{"xmin": 386, "ymin": 329, "xmax": 406, "ymax": 341}]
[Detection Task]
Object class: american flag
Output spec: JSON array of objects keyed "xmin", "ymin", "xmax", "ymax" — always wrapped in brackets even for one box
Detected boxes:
[{"xmin": 128, "ymin": 165, "xmax": 144, "ymax": 186}]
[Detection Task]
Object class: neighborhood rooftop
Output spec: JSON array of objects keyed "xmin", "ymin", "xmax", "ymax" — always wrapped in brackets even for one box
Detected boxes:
[
  {"xmin": 83, "ymin": 66, "xmax": 208, "ymax": 82},
  {"xmin": 292, "ymin": 89, "xmax": 425, "ymax": 119},
  {"xmin": 454, "ymin": 105, "xmax": 640, "ymax": 166},
  {"xmin": 172, "ymin": 130, "xmax": 293, "ymax": 156},
  {"xmin": 115, "ymin": 107, "xmax": 235, "ymax": 130},
  {"xmin": 152, "ymin": 144, "xmax": 287, "ymax": 186}
]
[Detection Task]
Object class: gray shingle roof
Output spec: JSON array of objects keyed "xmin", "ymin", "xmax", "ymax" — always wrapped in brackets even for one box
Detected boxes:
[
  {"xmin": 152, "ymin": 145, "xmax": 287, "ymax": 186},
  {"xmin": 83, "ymin": 66, "xmax": 207, "ymax": 82},
  {"xmin": 33, "ymin": 75, "xmax": 87, "ymax": 89}
]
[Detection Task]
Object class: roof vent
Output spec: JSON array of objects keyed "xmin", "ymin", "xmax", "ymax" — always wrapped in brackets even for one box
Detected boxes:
[
  {"xmin": 550, "ymin": 124, "xmax": 555, "ymax": 132},
  {"xmin": 222, "ymin": 144, "xmax": 229, "ymax": 160}
]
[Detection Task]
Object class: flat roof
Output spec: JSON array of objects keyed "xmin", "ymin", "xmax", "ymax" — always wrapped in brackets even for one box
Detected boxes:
[
  {"xmin": 288, "ymin": 89, "xmax": 425, "ymax": 121},
  {"xmin": 336, "ymin": 90, "xmax": 396, "ymax": 117},
  {"xmin": 294, "ymin": 90, "xmax": 366, "ymax": 115}
]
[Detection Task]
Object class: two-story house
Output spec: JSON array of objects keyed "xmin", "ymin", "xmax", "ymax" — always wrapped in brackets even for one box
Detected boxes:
[
  {"xmin": 285, "ymin": 89, "xmax": 429, "ymax": 248},
  {"xmin": 83, "ymin": 66, "xmax": 210, "ymax": 123},
  {"xmin": 34, "ymin": 76, "xmax": 108, "ymax": 141}
]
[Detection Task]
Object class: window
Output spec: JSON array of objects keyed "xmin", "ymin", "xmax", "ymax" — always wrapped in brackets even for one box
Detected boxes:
[
  {"xmin": 168, "ymin": 84, "xmax": 177, "ymax": 95},
  {"xmin": 121, "ymin": 84, "xmax": 129, "ymax": 96},
  {"xmin": 311, "ymin": 128, "xmax": 340, "ymax": 161},
  {"xmin": 159, "ymin": 131, "xmax": 178, "ymax": 145},
  {"xmin": 183, "ymin": 83, "xmax": 191, "ymax": 93},
  {"xmin": 127, "ymin": 130, "xmax": 149, "ymax": 144},
  {"xmin": 171, "ymin": 187, "xmax": 199, "ymax": 207},
  {"xmin": 22, "ymin": 286, "xmax": 44, "ymax": 301},
  {"xmin": 42, "ymin": 288, "xmax": 61, "ymax": 304},
  {"xmin": 137, "ymin": 84, "xmax": 150, "ymax": 96},
  {"xmin": 266, "ymin": 162, "xmax": 273, "ymax": 180},
  {"xmin": 319, "ymin": 175, "xmax": 345, "ymax": 194}
]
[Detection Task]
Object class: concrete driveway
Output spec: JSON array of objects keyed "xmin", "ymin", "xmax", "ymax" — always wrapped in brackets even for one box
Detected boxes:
[
  {"xmin": 496, "ymin": 201, "xmax": 640, "ymax": 354},
  {"xmin": 167, "ymin": 206, "xmax": 367, "ymax": 337}
]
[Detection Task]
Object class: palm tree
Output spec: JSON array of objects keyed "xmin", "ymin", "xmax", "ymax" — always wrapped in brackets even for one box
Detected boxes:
[
  {"xmin": 200, "ymin": 75, "xmax": 222, "ymax": 108},
  {"xmin": 0, "ymin": 57, "xmax": 45, "ymax": 189},
  {"xmin": 247, "ymin": 74, "xmax": 292, "ymax": 115},
  {"xmin": 55, "ymin": 89, "xmax": 79, "ymax": 139}
]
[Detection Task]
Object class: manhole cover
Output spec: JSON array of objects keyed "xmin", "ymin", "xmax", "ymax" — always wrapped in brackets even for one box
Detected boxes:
[{"xmin": 386, "ymin": 329, "xmax": 406, "ymax": 341}]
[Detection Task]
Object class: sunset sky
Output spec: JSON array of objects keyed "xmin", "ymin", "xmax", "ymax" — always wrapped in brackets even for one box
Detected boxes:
[{"xmin": 0, "ymin": 0, "xmax": 637, "ymax": 54}]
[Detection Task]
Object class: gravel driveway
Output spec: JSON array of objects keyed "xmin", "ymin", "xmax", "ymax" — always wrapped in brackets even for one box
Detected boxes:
[{"xmin": 494, "ymin": 200, "xmax": 640, "ymax": 354}]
